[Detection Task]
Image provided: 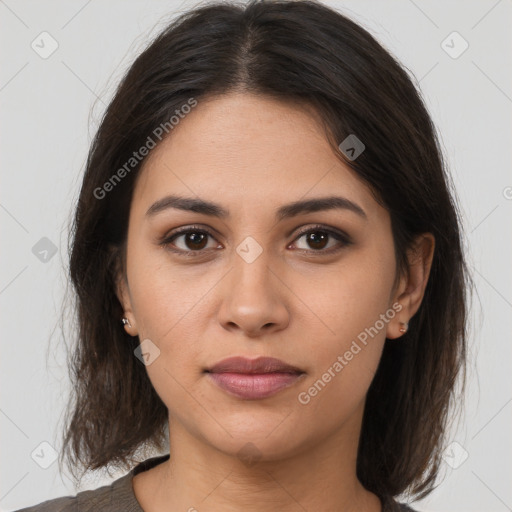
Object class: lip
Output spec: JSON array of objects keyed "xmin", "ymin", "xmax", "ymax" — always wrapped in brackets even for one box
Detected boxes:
[
  {"xmin": 205, "ymin": 356, "xmax": 305, "ymax": 400},
  {"xmin": 206, "ymin": 356, "xmax": 304, "ymax": 374}
]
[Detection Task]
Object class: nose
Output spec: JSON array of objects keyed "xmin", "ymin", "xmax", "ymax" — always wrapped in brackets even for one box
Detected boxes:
[{"xmin": 216, "ymin": 249, "xmax": 290, "ymax": 338}]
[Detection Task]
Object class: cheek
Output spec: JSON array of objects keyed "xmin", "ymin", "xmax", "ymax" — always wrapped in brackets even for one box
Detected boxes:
[
  {"xmin": 125, "ymin": 251, "xmax": 212, "ymax": 408},
  {"xmin": 294, "ymin": 244, "xmax": 395, "ymax": 412},
  {"xmin": 127, "ymin": 243, "xmax": 213, "ymax": 340},
  {"xmin": 294, "ymin": 295, "xmax": 388, "ymax": 434},
  {"xmin": 302, "ymin": 242, "xmax": 396, "ymax": 344},
  {"xmin": 127, "ymin": 257, "xmax": 209, "ymax": 414}
]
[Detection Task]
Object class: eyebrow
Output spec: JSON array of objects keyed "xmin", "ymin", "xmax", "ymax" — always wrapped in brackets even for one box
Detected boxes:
[{"xmin": 146, "ymin": 194, "xmax": 367, "ymax": 221}]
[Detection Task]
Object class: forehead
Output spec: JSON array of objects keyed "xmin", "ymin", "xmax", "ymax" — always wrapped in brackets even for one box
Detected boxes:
[{"xmin": 131, "ymin": 93, "xmax": 381, "ymax": 220}]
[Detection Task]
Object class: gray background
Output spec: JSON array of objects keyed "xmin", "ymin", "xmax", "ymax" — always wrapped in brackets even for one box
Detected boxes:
[{"xmin": 1, "ymin": 1, "xmax": 511, "ymax": 511}]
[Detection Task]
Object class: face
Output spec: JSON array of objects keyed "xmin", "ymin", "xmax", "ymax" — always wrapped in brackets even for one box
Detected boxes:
[{"xmin": 116, "ymin": 92, "xmax": 419, "ymax": 462}]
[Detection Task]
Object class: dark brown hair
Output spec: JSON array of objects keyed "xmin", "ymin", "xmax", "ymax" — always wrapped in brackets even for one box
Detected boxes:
[{"xmin": 59, "ymin": 0, "xmax": 469, "ymax": 502}]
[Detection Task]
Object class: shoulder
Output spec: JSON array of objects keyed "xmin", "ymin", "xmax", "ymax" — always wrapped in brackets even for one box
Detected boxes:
[
  {"xmin": 11, "ymin": 454, "xmax": 170, "ymax": 512},
  {"xmin": 11, "ymin": 474, "xmax": 127, "ymax": 512},
  {"xmin": 12, "ymin": 494, "xmax": 77, "ymax": 512}
]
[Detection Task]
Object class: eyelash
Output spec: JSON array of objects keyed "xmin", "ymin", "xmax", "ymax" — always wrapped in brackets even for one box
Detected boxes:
[{"xmin": 160, "ymin": 224, "xmax": 352, "ymax": 257}]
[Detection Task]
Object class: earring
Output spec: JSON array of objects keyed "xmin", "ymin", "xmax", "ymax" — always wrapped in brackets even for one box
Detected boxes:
[
  {"xmin": 399, "ymin": 321, "xmax": 408, "ymax": 334},
  {"xmin": 122, "ymin": 317, "xmax": 131, "ymax": 327}
]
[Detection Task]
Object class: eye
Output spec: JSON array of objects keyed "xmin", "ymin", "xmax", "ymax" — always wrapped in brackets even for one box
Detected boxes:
[
  {"xmin": 161, "ymin": 226, "xmax": 220, "ymax": 255},
  {"xmin": 291, "ymin": 225, "xmax": 351, "ymax": 254}
]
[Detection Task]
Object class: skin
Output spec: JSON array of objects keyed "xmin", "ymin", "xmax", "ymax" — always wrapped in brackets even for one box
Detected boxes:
[{"xmin": 115, "ymin": 92, "xmax": 435, "ymax": 512}]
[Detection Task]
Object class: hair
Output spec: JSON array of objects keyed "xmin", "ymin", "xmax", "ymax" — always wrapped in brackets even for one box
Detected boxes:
[{"xmin": 59, "ymin": 0, "xmax": 470, "ymax": 503}]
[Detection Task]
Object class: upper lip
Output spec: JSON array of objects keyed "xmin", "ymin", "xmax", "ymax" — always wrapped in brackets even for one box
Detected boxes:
[{"xmin": 206, "ymin": 356, "xmax": 304, "ymax": 374}]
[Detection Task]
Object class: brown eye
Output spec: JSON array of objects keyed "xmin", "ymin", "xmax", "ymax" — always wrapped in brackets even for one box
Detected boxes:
[
  {"xmin": 292, "ymin": 226, "xmax": 351, "ymax": 254},
  {"xmin": 303, "ymin": 231, "xmax": 329, "ymax": 250},
  {"xmin": 162, "ymin": 228, "xmax": 219, "ymax": 255},
  {"xmin": 180, "ymin": 232, "xmax": 209, "ymax": 250}
]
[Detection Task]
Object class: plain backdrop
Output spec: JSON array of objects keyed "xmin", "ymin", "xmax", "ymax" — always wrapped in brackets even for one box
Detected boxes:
[{"xmin": 1, "ymin": 1, "xmax": 511, "ymax": 511}]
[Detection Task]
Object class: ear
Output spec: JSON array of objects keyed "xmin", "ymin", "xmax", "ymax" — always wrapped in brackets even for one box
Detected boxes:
[
  {"xmin": 109, "ymin": 244, "xmax": 139, "ymax": 336},
  {"xmin": 386, "ymin": 233, "xmax": 435, "ymax": 340}
]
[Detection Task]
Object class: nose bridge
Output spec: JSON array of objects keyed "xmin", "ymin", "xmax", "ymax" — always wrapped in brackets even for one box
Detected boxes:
[
  {"xmin": 231, "ymin": 235, "xmax": 275, "ymax": 299},
  {"xmin": 217, "ymin": 234, "xmax": 289, "ymax": 334}
]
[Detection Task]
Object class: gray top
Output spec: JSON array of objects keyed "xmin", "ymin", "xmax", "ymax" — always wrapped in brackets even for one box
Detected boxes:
[
  {"xmin": 13, "ymin": 455, "xmax": 169, "ymax": 512},
  {"xmin": 13, "ymin": 454, "xmax": 418, "ymax": 511}
]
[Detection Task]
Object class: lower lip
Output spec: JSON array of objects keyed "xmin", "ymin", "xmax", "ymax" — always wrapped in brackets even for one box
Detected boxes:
[{"xmin": 206, "ymin": 372, "xmax": 305, "ymax": 400}]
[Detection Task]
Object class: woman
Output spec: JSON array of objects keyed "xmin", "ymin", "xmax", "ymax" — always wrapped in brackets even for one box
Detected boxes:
[{"xmin": 16, "ymin": 0, "xmax": 468, "ymax": 510}]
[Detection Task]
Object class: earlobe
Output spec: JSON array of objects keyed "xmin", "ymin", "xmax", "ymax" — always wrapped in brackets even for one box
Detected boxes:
[
  {"xmin": 110, "ymin": 245, "xmax": 138, "ymax": 336},
  {"xmin": 398, "ymin": 322, "xmax": 408, "ymax": 334},
  {"xmin": 116, "ymin": 278, "xmax": 138, "ymax": 335},
  {"xmin": 386, "ymin": 318, "xmax": 409, "ymax": 340},
  {"xmin": 117, "ymin": 277, "xmax": 138, "ymax": 336},
  {"xmin": 121, "ymin": 315, "xmax": 138, "ymax": 336}
]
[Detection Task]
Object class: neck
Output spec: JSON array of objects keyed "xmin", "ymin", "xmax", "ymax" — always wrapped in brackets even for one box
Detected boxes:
[{"xmin": 139, "ymin": 404, "xmax": 382, "ymax": 512}]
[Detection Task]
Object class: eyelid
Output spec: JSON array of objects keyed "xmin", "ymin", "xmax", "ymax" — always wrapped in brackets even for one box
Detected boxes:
[{"xmin": 293, "ymin": 224, "xmax": 351, "ymax": 243}]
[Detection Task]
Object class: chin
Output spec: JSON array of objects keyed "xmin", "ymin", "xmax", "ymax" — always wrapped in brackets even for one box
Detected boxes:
[{"xmin": 202, "ymin": 423, "xmax": 307, "ymax": 463}]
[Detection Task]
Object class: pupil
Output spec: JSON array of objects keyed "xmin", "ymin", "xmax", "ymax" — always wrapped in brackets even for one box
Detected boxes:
[
  {"xmin": 308, "ymin": 232, "xmax": 327, "ymax": 250},
  {"xmin": 187, "ymin": 232, "xmax": 207, "ymax": 250}
]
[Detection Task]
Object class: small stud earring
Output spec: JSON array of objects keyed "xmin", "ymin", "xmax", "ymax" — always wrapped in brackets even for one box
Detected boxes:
[
  {"xmin": 399, "ymin": 322, "xmax": 408, "ymax": 334},
  {"xmin": 122, "ymin": 317, "xmax": 131, "ymax": 328}
]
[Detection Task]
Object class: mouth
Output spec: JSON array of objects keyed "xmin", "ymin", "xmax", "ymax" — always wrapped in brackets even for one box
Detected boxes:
[{"xmin": 204, "ymin": 356, "xmax": 306, "ymax": 400}]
